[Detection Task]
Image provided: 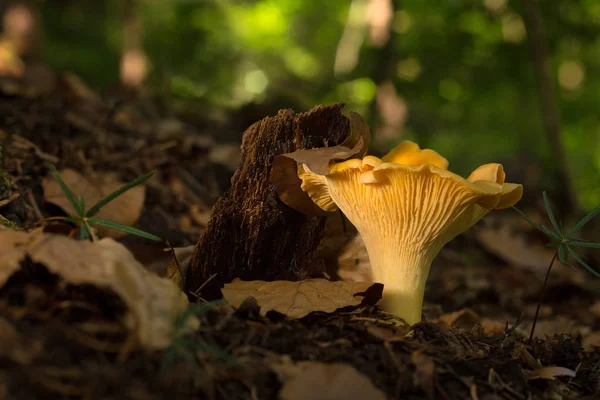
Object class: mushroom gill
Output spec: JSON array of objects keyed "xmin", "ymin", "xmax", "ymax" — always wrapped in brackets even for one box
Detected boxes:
[{"xmin": 298, "ymin": 141, "xmax": 523, "ymax": 325}]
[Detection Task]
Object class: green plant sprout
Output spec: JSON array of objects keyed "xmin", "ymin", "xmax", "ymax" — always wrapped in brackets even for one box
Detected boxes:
[
  {"xmin": 512, "ymin": 192, "xmax": 600, "ymax": 343},
  {"xmin": 46, "ymin": 165, "xmax": 161, "ymax": 242}
]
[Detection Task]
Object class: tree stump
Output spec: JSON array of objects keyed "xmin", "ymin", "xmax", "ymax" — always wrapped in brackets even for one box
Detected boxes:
[{"xmin": 185, "ymin": 103, "xmax": 350, "ymax": 299}]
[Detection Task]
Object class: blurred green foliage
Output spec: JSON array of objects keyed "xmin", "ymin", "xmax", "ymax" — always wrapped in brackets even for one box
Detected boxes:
[{"xmin": 40, "ymin": 0, "xmax": 599, "ymax": 209}]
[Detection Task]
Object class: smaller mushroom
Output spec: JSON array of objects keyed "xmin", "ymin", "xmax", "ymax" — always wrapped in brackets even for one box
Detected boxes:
[{"xmin": 297, "ymin": 141, "xmax": 523, "ymax": 324}]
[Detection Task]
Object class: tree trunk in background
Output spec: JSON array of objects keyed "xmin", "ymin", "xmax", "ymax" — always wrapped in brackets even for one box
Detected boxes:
[
  {"xmin": 522, "ymin": 0, "xmax": 578, "ymax": 214},
  {"xmin": 120, "ymin": 0, "xmax": 147, "ymax": 88},
  {"xmin": 185, "ymin": 104, "xmax": 351, "ymax": 300},
  {"xmin": 0, "ymin": 0, "xmax": 43, "ymax": 76}
]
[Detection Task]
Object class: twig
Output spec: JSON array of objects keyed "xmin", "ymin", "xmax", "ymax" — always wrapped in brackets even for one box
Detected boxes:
[{"xmin": 529, "ymin": 250, "xmax": 558, "ymax": 343}]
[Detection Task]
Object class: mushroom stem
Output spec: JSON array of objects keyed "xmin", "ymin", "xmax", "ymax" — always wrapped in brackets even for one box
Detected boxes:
[{"xmin": 363, "ymin": 237, "xmax": 438, "ymax": 325}]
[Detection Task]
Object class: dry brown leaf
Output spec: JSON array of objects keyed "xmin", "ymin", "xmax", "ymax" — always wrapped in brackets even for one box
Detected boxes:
[
  {"xmin": 582, "ymin": 331, "xmax": 600, "ymax": 350},
  {"xmin": 524, "ymin": 316, "xmax": 581, "ymax": 339},
  {"xmin": 270, "ymin": 112, "xmax": 370, "ymax": 216},
  {"xmin": 434, "ymin": 309, "xmax": 512, "ymax": 336},
  {"xmin": 0, "ymin": 231, "xmax": 195, "ymax": 349},
  {"xmin": 527, "ymin": 366, "xmax": 576, "ymax": 380},
  {"xmin": 166, "ymin": 245, "xmax": 195, "ymax": 289},
  {"xmin": 475, "ymin": 214, "xmax": 553, "ymax": 272},
  {"xmin": 221, "ymin": 278, "xmax": 382, "ymax": 319},
  {"xmin": 411, "ymin": 351, "xmax": 435, "ymax": 399},
  {"xmin": 281, "ymin": 136, "xmax": 364, "ymax": 176},
  {"xmin": 42, "ymin": 168, "xmax": 146, "ymax": 239},
  {"xmin": 340, "ymin": 112, "xmax": 371, "ymax": 158},
  {"xmin": 435, "ymin": 309, "xmax": 482, "ymax": 330},
  {"xmin": 0, "ymin": 317, "xmax": 42, "ymax": 365},
  {"xmin": 273, "ymin": 361, "xmax": 386, "ymax": 400},
  {"xmin": 270, "ymin": 155, "xmax": 329, "ymax": 216}
]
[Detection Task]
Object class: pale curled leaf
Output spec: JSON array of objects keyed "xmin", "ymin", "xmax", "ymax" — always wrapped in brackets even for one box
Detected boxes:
[
  {"xmin": 270, "ymin": 155, "xmax": 329, "ymax": 216},
  {"xmin": 273, "ymin": 361, "xmax": 386, "ymax": 400},
  {"xmin": 340, "ymin": 111, "xmax": 371, "ymax": 158},
  {"xmin": 270, "ymin": 112, "xmax": 370, "ymax": 216},
  {"xmin": 221, "ymin": 278, "xmax": 382, "ymax": 319},
  {"xmin": 280, "ymin": 136, "xmax": 364, "ymax": 176},
  {"xmin": 0, "ymin": 231, "xmax": 195, "ymax": 349},
  {"xmin": 527, "ymin": 366, "xmax": 576, "ymax": 380},
  {"xmin": 42, "ymin": 169, "xmax": 146, "ymax": 239}
]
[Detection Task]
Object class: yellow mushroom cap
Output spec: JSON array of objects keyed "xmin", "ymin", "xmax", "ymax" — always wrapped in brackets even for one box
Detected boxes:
[{"xmin": 298, "ymin": 140, "xmax": 523, "ymax": 324}]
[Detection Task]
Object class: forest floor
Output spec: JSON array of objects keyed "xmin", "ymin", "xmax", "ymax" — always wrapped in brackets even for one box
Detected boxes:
[{"xmin": 0, "ymin": 71, "xmax": 599, "ymax": 400}]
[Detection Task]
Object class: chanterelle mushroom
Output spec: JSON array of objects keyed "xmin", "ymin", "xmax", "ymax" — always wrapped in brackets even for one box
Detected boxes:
[{"xmin": 298, "ymin": 140, "xmax": 523, "ymax": 324}]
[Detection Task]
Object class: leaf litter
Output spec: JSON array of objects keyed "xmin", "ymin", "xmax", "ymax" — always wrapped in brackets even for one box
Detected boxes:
[{"xmin": 1, "ymin": 69, "xmax": 600, "ymax": 399}]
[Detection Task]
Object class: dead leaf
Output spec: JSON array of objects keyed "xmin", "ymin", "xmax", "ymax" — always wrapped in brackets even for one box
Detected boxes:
[
  {"xmin": 476, "ymin": 214, "xmax": 553, "ymax": 272},
  {"xmin": 0, "ymin": 231, "xmax": 195, "ymax": 349},
  {"xmin": 0, "ymin": 317, "xmax": 42, "ymax": 364},
  {"xmin": 411, "ymin": 351, "xmax": 435, "ymax": 399},
  {"xmin": 341, "ymin": 112, "xmax": 371, "ymax": 158},
  {"xmin": 270, "ymin": 112, "xmax": 371, "ymax": 216},
  {"xmin": 524, "ymin": 316, "xmax": 581, "ymax": 339},
  {"xmin": 435, "ymin": 309, "xmax": 482, "ymax": 330},
  {"xmin": 583, "ymin": 331, "xmax": 600, "ymax": 350},
  {"xmin": 42, "ymin": 168, "xmax": 146, "ymax": 239},
  {"xmin": 281, "ymin": 136, "xmax": 364, "ymax": 176},
  {"xmin": 166, "ymin": 245, "xmax": 195, "ymax": 289},
  {"xmin": 434, "ymin": 309, "xmax": 511, "ymax": 337},
  {"xmin": 527, "ymin": 366, "xmax": 576, "ymax": 380},
  {"xmin": 270, "ymin": 155, "xmax": 329, "ymax": 216},
  {"xmin": 221, "ymin": 278, "xmax": 383, "ymax": 319},
  {"xmin": 273, "ymin": 361, "xmax": 386, "ymax": 400}
]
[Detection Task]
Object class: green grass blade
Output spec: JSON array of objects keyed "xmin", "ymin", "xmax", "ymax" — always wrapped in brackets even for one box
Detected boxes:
[
  {"xmin": 85, "ymin": 171, "xmax": 154, "ymax": 218},
  {"xmin": 87, "ymin": 218, "xmax": 161, "ymax": 241},
  {"xmin": 539, "ymin": 224, "xmax": 561, "ymax": 241},
  {"xmin": 559, "ymin": 220, "xmax": 564, "ymax": 236},
  {"xmin": 79, "ymin": 222, "xmax": 89, "ymax": 240},
  {"xmin": 568, "ymin": 246, "xmax": 600, "ymax": 278},
  {"xmin": 64, "ymin": 217, "xmax": 81, "ymax": 224},
  {"xmin": 542, "ymin": 191, "xmax": 561, "ymax": 235},
  {"xmin": 78, "ymin": 195, "xmax": 85, "ymax": 213},
  {"xmin": 48, "ymin": 165, "xmax": 84, "ymax": 216},
  {"xmin": 569, "ymin": 237, "xmax": 589, "ymax": 243},
  {"xmin": 568, "ymin": 205, "xmax": 600, "ymax": 237},
  {"xmin": 512, "ymin": 206, "xmax": 550, "ymax": 234},
  {"xmin": 557, "ymin": 244, "xmax": 568, "ymax": 265},
  {"xmin": 571, "ymin": 241, "xmax": 600, "ymax": 249}
]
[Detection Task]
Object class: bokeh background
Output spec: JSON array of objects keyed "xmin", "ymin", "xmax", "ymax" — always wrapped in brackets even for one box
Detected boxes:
[{"xmin": 1, "ymin": 0, "xmax": 598, "ymax": 212}]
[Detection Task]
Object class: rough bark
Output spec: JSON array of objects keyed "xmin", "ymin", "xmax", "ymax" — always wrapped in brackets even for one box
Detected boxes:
[{"xmin": 186, "ymin": 104, "xmax": 351, "ymax": 299}]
